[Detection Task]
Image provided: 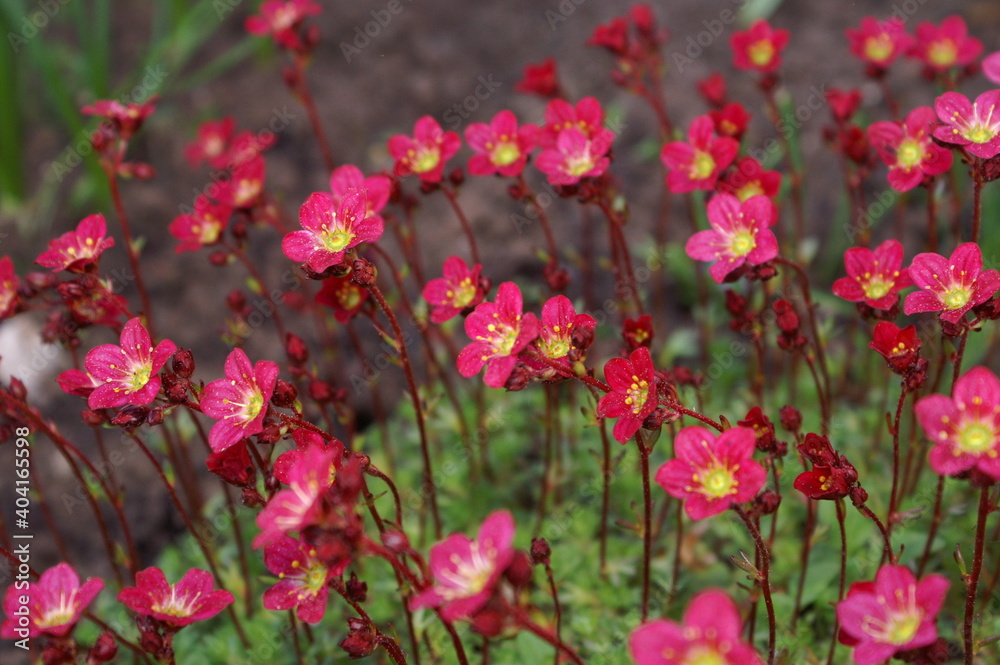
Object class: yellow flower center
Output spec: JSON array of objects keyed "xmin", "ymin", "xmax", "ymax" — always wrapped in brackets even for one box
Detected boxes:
[
  {"xmin": 730, "ymin": 232, "xmax": 756, "ymax": 257},
  {"xmin": 697, "ymin": 467, "xmax": 738, "ymax": 499},
  {"xmin": 623, "ymin": 376, "xmax": 651, "ymax": 415},
  {"xmin": 567, "ymin": 152, "xmax": 596, "ymax": 177},
  {"xmin": 942, "ymin": 287, "xmax": 970, "ymax": 310},
  {"xmin": 748, "ymin": 40, "xmax": 775, "ymax": 67},
  {"xmin": 129, "ymin": 365, "xmax": 152, "ymax": 392},
  {"xmin": 685, "ymin": 645, "xmax": 729, "ymax": 665},
  {"xmin": 36, "ymin": 591, "xmax": 78, "ymax": 628},
  {"xmin": 690, "ymin": 150, "xmax": 716, "ymax": 180},
  {"xmin": 736, "ymin": 182, "xmax": 764, "ymax": 201},
  {"xmin": 412, "ymin": 148, "xmax": 441, "ymax": 174},
  {"xmin": 491, "ymin": 142, "xmax": 521, "ymax": 167},
  {"xmin": 446, "ymin": 277, "xmax": 477, "ymax": 308},
  {"xmin": 963, "ymin": 124, "xmax": 995, "ymax": 144},
  {"xmin": 896, "ymin": 139, "xmax": 923, "ymax": 168},
  {"xmin": 862, "ymin": 276, "xmax": 891, "ymax": 300},
  {"xmin": 885, "ymin": 613, "xmax": 921, "ymax": 645},
  {"xmin": 303, "ymin": 564, "xmax": 328, "ymax": 593},
  {"xmin": 928, "ymin": 40, "xmax": 957, "ymax": 68},
  {"xmin": 958, "ymin": 422, "xmax": 995, "ymax": 454},
  {"xmin": 322, "ymin": 228, "xmax": 354, "ymax": 253},
  {"xmin": 865, "ymin": 34, "xmax": 894, "ymax": 62}
]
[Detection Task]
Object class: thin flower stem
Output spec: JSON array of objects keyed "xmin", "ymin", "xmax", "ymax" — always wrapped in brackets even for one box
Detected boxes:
[
  {"xmin": 228, "ymin": 241, "xmax": 288, "ymax": 342},
  {"xmin": 917, "ymin": 475, "xmax": 946, "ymax": 576},
  {"xmin": 598, "ymin": 419, "xmax": 611, "ymax": 577},
  {"xmin": 971, "ymin": 162, "xmax": 983, "ymax": 244},
  {"xmin": 441, "ymin": 184, "xmax": 482, "ymax": 266},
  {"xmin": 670, "ymin": 402, "xmax": 725, "ymax": 432},
  {"xmin": 543, "ymin": 563, "xmax": 563, "ymax": 665},
  {"xmin": 856, "ymin": 502, "xmax": 895, "ymax": 564},
  {"xmin": 887, "ymin": 387, "xmax": 908, "ymax": 539},
  {"xmin": 791, "ymin": 500, "xmax": 816, "ymax": 630},
  {"xmin": 516, "ymin": 175, "xmax": 560, "ymax": 268},
  {"xmin": 512, "ymin": 609, "xmax": 587, "ymax": 665},
  {"xmin": 106, "ymin": 171, "xmax": 156, "ymax": 338},
  {"xmin": 774, "ymin": 257, "xmax": 831, "ymax": 400},
  {"xmin": 734, "ymin": 505, "xmax": 776, "ymax": 665},
  {"xmin": 292, "ymin": 55, "xmax": 335, "ymax": 173},
  {"xmin": 963, "ymin": 486, "xmax": 991, "ymax": 665},
  {"xmin": 635, "ymin": 431, "xmax": 653, "ymax": 621},
  {"xmin": 926, "ymin": 181, "xmax": 938, "ymax": 253},
  {"xmin": 827, "ymin": 499, "xmax": 848, "ymax": 665}
]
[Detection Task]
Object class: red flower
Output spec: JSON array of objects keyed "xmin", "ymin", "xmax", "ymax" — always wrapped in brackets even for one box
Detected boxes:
[
  {"xmin": 410, "ymin": 510, "xmax": 515, "ymax": 622},
  {"xmin": 738, "ymin": 406, "xmax": 776, "ymax": 452},
  {"xmin": 206, "ymin": 440, "xmax": 255, "ymax": 487},
  {"xmin": 465, "ymin": 110, "xmax": 538, "ymax": 177},
  {"xmin": 588, "ymin": 17, "xmax": 629, "ymax": 56},
  {"xmin": 596, "ymin": 346, "xmax": 658, "ymax": 444},
  {"xmin": 272, "ymin": 428, "xmax": 344, "ymax": 486},
  {"xmin": 254, "ymin": 442, "xmax": 338, "ymax": 548},
  {"xmin": 82, "ymin": 99, "xmax": 156, "ymax": 140},
  {"xmin": 696, "ymin": 72, "xmax": 727, "ymax": 108},
  {"xmin": 836, "ymin": 565, "xmax": 948, "ymax": 665},
  {"xmin": 200, "ymin": 348, "xmax": 279, "ymax": 452},
  {"xmin": 422, "ymin": 256, "xmax": 485, "ymax": 324},
  {"xmin": 538, "ymin": 97, "xmax": 608, "ymax": 148},
  {"xmin": 36, "ymin": 214, "xmax": 115, "ymax": 273},
  {"xmin": 533, "ymin": 295, "xmax": 595, "ymax": 362},
  {"xmin": 709, "ymin": 102, "xmax": 750, "ymax": 140},
  {"xmin": 1, "ymin": 563, "xmax": 103, "ymax": 639},
  {"xmin": 623, "ymin": 314, "xmax": 654, "ymax": 350},
  {"xmin": 535, "ymin": 127, "xmax": 613, "ymax": 185},
  {"xmin": 215, "ymin": 155, "xmax": 266, "ymax": 209},
  {"xmin": 0, "ymin": 256, "xmax": 18, "ymax": 320},
  {"xmin": 661, "ymin": 115, "xmax": 738, "ymax": 193},
  {"xmin": 456, "ymin": 282, "xmax": 539, "ymax": 388},
  {"xmin": 915, "ymin": 366, "xmax": 1000, "ymax": 480},
  {"xmin": 282, "ymin": 188, "xmax": 384, "ymax": 273},
  {"xmin": 832, "ymin": 239, "xmax": 912, "ymax": 310},
  {"xmin": 515, "ymin": 58, "xmax": 561, "ymax": 98},
  {"xmin": 316, "ymin": 274, "xmax": 369, "ymax": 323},
  {"xmin": 826, "ymin": 88, "xmax": 862, "ymax": 123},
  {"xmin": 793, "ymin": 434, "xmax": 859, "ymax": 501},
  {"xmin": 629, "ymin": 589, "xmax": 764, "ymax": 665},
  {"xmin": 57, "ymin": 369, "xmax": 102, "ymax": 397},
  {"xmin": 328, "ymin": 165, "xmax": 391, "ymax": 228},
  {"xmin": 387, "ymin": 116, "xmax": 461, "ymax": 183},
  {"xmin": 84, "ymin": 317, "xmax": 177, "ymax": 410},
  {"xmin": 846, "ymin": 17, "xmax": 914, "ymax": 70},
  {"xmin": 869, "ymin": 322, "xmax": 921, "ymax": 374},
  {"xmin": 717, "ymin": 157, "xmax": 781, "ymax": 201},
  {"xmin": 118, "ymin": 568, "xmax": 234, "ymax": 628},
  {"xmin": 903, "ymin": 243, "xmax": 1000, "ymax": 323},
  {"xmin": 932, "ymin": 90, "xmax": 1000, "ymax": 160},
  {"xmin": 908, "ymin": 15, "xmax": 982, "ymax": 72},
  {"xmin": 262, "ymin": 536, "xmax": 339, "ymax": 624},
  {"xmin": 685, "ymin": 193, "xmax": 778, "ymax": 284},
  {"xmin": 184, "ymin": 117, "xmax": 235, "ymax": 168},
  {"xmin": 245, "ymin": 0, "xmax": 320, "ymax": 50},
  {"xmin": 730, "ymin": 19, "xmax": 789, "ymax": 73},
  {"xmin": 655, "ymin": 426, "xmax": 766, "ymax": 520},
  {"xmin": 868, "ymin": 106, "xmax": 953, "ymax": 192},
  {"xmin": 168, "ymin": 196, "xmax": 231, "ymax": 254}
]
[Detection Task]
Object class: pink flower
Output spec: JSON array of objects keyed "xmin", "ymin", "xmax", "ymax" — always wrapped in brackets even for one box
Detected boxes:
[
  {"xmin": 465, "ymin": 110, "xmax": 538, "ymax": 177},
  {"xmin": 254, "ymin": 442, "xmax": 338, "ymax": 548},
  {"xmin": 985, "ymin": 51, "xmax": 1000, "ymax": 85},
  {"xmin": 534, "ymin": 295, "xmax": 595, "ymax": 362},
  {"xmin": 36, "ymin": 214, "xmax": 115, "ymax": 273},
  {"xmin": 57, "ymin": 369, "xmax": 102, "ymax": 397},
  {"xmin": 535, "ymin": 127, "xmax": 613, "ymax": 185},
  {"xmin": 262, "ymin": 536, "xmax": 340, "ymax": 624},
  {"xmin": 832, "ymin": 239, "xmax": 913, "ymax": 310},
  {"xmin": 717, "ymin": 157, "xmax": 781, "ymax": 202},
  {"xmin": 82, "ymin": 99, "xmax": 156, "ymax": 140},
  {"xmin": 654, "ymin": 426, "xmax": 766, "ymax": 520},
  {"xmin": 660, "ymin": 115, "xmax": 738, "ymax": 193},
  {"xmin": 245, "ymin": 0, "xmax": 320, "ymax": 50},
  {"xmin": 184, "ymin": 117, "xmax": 235, "ymax": 168},
  {"xmin": 908, "ymin": 15, "xmax": 982, "ymax": 72},
  {"xmin": 846, "ymin": 17, "xmax": 914, "ymax": 70},
  {"xmin": 629, "ymin": 589, "xmax": 764, "ymax": 665},
  {"xmin": 932, "ymin": 90, "xmax": 1000, "ymax": 159},
  {"xmin": 422, "ymin": 256, "xmax": 485, "ymax": 323},
  {"xmin": 200, "ymin": 348, "xmax": 279, "ymax": 452},
  {"xmin": 597, "ymin": 346, "xmax": 658, "ymax": 444},
  {"xmin": 282, "ymin": 188, "xmax": 384, "ymax": 273},
  {"xmin": 216, "ymin": 155, "xmax": 266, "ymax": 208},
  {"xmin": 836, "ymin": 565, "xmax": 949, "ymax": 665},
  {"xmin": 730, "ymin": 19, "xmax": 789, "ymax": 73},
  {"xmin": 0, "ymin": 256, "xmax": 19, "ymax": 320},
  {"xmin": 915, "ymin": 366, "xmax": 1000, "ymax": 480},
  {"xmin": 315, "ymin": 274, "xmax": 369, "ymax": 323},
  {"xmin": 387, "ymin": 116, "xmax": 461, "ymax": 183},
  {"xmin": 1, "ymin": 563, "xmax": 103, "ymax": 639},
  {"xmin": 118, "ymin": 567, "xmax": 234, "ymax": 628},
  {"xmin": 868, "ymin": 106, "xmax": 953, "ymax": 191},
  {"xmin": 84, "ymin": 317, "xmax": 177, "ymax": 410},
  {"xmin": 272, "ymin": 429, "xmax": 344, "ymax": 486},
  {"xmin": 169, "ymin": 196, "xmax": 231, "ymax": 254},
  {"xmin": 538, "ymin": 97, "xmax": 607, "ymax": 148},
  {"xmin": 328, "ymin": 165, "xmax": 391, "ymax": 227},
  {"xmin": 410, "ymin": 510, "xmax": 515, "ymax": 621},
  {"xmin": 685, "ymin": 194, "xmax": 778, "ymax": 284},
  {"xmin": 903, "ymin": 243, "xmax": 1000, "ymax": 323},
  {"xmin": 456, "ymin": 282, "xmax": 539, "ymax": 388}
]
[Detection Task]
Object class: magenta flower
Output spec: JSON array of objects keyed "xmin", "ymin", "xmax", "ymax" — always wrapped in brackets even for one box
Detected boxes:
[
  {"xmin": 915, "ymin": 366, "xmax": 1000, "ymax": 480},
  {"xmin": 629, "ymin": 589, "xmax": 764, "ymax": 665},
  {"xmin": 84, "ymin": 317, "xmax": 177, "ymax": 410},
  {"xmin": 272, "ymin": 428, "xmax": 344, "ymax": 486},
  {"xmin": 868, "ymin": 106, "xmax": 953, "ymax": 192},
  {"xmin": 184, "ymin": 116, "xmax": 235, "ymax": 168},
  {"xmin": 655, "ymin": 426, "xmax": 766, "ymax": 520},
  {"xmin": 538, "ymin": 96, "xmax": 608, "ymax": 148},
  {"xmin": 534, "ymin": 295, "xmax": 595, "ymax": 362},
  {"xmin": 718, "ymin": 157, "xmax": 781, "ymax": 202},
  {"xmin": 118, "ymin": 567, "xmax": 234, "ymax": 628},
  {"xmin": 200, "ymin": 348, "xmax": 279, "ymax": 452},
  {"xmin": 832, "ymin": 239, "xmax": 913, "ymax": 310},
  {"xmin": 456, "ymin": 282, "xmax": 539, "ymax": 388},
  {"xmin": 262, "ymin": 536, "xmax": 339, "ymax": 624},
  {"xmin": 282, "ymin": 188, "xmax": 384, "ymax": 273},
  {"xmin": 932, "ymin": 89, "xmax": 1000, "ymax": 159},
  {"xmin": 535, "ymin": 127, "xmax": 613, "ymax": 185},
  {"xmin": 597, "ymin": 346, "xmax": 658, "ymax": 444},
  {"xmin": 315, "ymin": 274, "xmax": 369, "ymax": 323},
  {"xmin": 57, "ymin": 369, "xmax": 102, "ymax": 398},
  {"xmin": 169, "ymin": 196, "xmax": 231, "ymax": 254},
  {"xmin": 730, "ymin": 19, "xmax": 789, "ymax": 73},
  {"xmin": 661, "ymin": 115, "xmax": 738, "ymax": 193},
  {"xmin": 82, "ymin": 99, "xmax": 156, "ymax": 140},
  {"xmin": 422, "ymin": 255, "xmax": 485, "ymax": 324},
  {"xmin": 215, "ymin": 154, "xmax": 266, "ymax": 209},
  {"xmin": 245, "ymin": 0, "xmax": 320, "ymax": 50},
  {"xmin": 410, "ymin": 510, "xmax": 515, "ymax": 622},
  {"xmin": 685, "ymin": 193, "xmax": 778, "ymax": 283},
  {"xmin": 36, "ymin": 213, "xmax": 115, "ymax": 273},
  {"xmin": 329, "ymin": 165, "xmax": 391, "ymax": 230},
  {"xmin": 1, "ymin": 563, "xmax": 103, "ymax": 639},
  {"xmin": 908, "ymin": 15, "xmax": 982, "ymax": 72},
  {"xmin": 254, "ymin": 442, "xmax": 338, "ymax": 548},
  {"xmin": 985, "ymin": 51, "xmax": 1000, "ymax": 85},
  {"xmin": 903, "ymin": 243, "xmax": 1000, "ymax": 323},
  {"xmin": 0, "ymin": 256, "xmax": 19, "ymax": 320},
  {"xmin": 465, "ymin": 110, "xmax": 538, "ymax": 177},
  {"xmin": 387, "ymin": 116, "xmax": 461, "ymax": 183},
  {"xmin": 846, "ymin": 17, "xmax": 914, "ymax": 70},
  {"xmin": 837, "ymin": 565, "xmax": 949, "ymax": 665}
]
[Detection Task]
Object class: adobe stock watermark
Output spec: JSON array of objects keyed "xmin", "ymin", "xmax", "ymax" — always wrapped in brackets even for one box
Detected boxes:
[
  {"xmin": 7, "ymin": 0, "xmax": 71, "ymax": 53},
  {"xmin": 442, "ymin": 74, "xmax": 502, "ymax": 130},
  {"xmin": 544, "ymin": 0, "xmax": 590, "ymax": 32},
  {"xmin": 339, "ymin": 0, "xmax": 415, "ymax": 63},
  {"xmin": 670, "ymin": 0, "xmax": 749, "ymax": 73}
]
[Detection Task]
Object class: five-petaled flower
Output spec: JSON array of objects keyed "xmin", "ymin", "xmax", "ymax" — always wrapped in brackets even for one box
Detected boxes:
[
  {"xmin": 832, "ymin": 239, "xmax": 913, "ymax": 310},
  {"xmin": 456, "ymin": 282, "xmax": 539, "ymax": 388},
  {"xmin": 85, "ymin": 317, "xmax": 177, "ymax": 410},
  {"xmin": 597, "ymin": 346, "xmax": 658, "ymax": 444},
  {"xmin": 903, "ymin": 242, "xmax": 1000, "ymax": 323},
  {"xmin": 0, "ymin": 563, "xmax": 103, "ymax": 639},
  {"xmin": 465, "ymin": 110, "xmax": 538, "ymax": 177},
  {"xmin": 793, "ymin": 433, "xmax": 859, "ymax": 501},
  {"xmin": 328, "ymin": 164, "xmax": 392, "ymax": 229},
  {"xmin": 200, "ymin": 347, "xmax": 279, "ymax": 452},
  {"xmin": 245, "ymin": 0, "xmax": 321, "ymax": 50},
  {"xmin": 846, "ymin": 17, "xmax": 914, "ymax": 71},
  {"xmin": 282, "ymin": 188, "xmax": 384, "ymax": 273},
  {"xmin": 629, "ymin": 589, "xmax": 765, "ymax": 665},
  {"xmin": 387, "ymin": 116, "xmax": 461, "ymax": 183},
  {"xmin": 685, "ymin": 193, "xmax": 778, "ymax": 284},
  {"xmin": 655, "ymin": 426, "xmax": 767, "ymax": 520},
  {"xmin": 836, "ymin": 565, "xmax": 949, "ymax": 665},
  {"xmin": 908, "ymin": 15, "xmax": 982, "ymax": 72},
  {"xmin": 254, "ymin": 442, "xmax": 339, "ymax": 548},
  {"xmin": 36, "ymin": 213, "xmax": 115, "ymax": 273},
  {"xmin": 718, "ymin": 157, "xmax": 781, "ymax": 202},
  {"xmin": 168, "ymin": 196, "xmax": 231, "ymax": 254},
  {"xmin": 868, "ymin": 106, "xmax": 953, "ymax": 191},
  {"xmin": 410, "ymin": 510, "xmax": 515, "ymax": 622},
  {"xmin": 262, "ymin": 536, "xmax": 340, "ymax": 624},
  {"xmin": 118, "ymin": 567, "xmax": 234, "ymax": 628},
  {"xmin": 932, "ymin": 89, "xmax": 1000, "ymax": 159},
  {"xmin": 515, "ymin": 58, "xmax": 561, "ymax": 98},
  {"xmin": 535, "ymin": 127, "xmax": 612, "ymax": 185},
  {"xmin": 730, "ymin": 19, "xmax": 790, "ymax": 73},
  {"xmin": 184, "ymin": 116, "xmax": 235, "ymax": 168},
  {"xmin": 82, "ymin": 98, "xmax": 156, "ymax": 140},
  {"xmin": 661, "ymin": 115, "xmax": 739, "ymax": 193},
  {"xmin": 915, "ymin": 366, "xmax": 1000, "ymax": 481},
  {"xmin": 422, "ymin": 256, "xmax": 485, "ymax": 324},
  {"xmin": 534, "ymin": 295, "xmax": 596, "ymax": 362},
  {"xmin": 316, "ymin": 274, "xmax": 369, "ymax": 323},
  {"xmin": 869, "ymin": 322, "xmax": 922, "ymax": 375}
]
